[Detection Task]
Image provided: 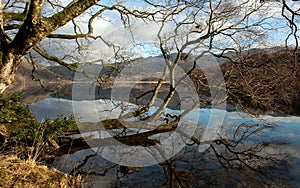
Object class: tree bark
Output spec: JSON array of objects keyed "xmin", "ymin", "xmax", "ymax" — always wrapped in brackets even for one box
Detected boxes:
[{"xmin": 0, "ymin": 0, "xmax": 101, "ymax": 93}]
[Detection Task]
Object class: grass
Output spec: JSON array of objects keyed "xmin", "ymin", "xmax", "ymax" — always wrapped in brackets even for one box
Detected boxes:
[
  {"xmin": 0, "ymin": 94, "xmax": 82, "ymax": 187},
  {"xmin": 0, "ymin": 155, "xmax": 81, "ymax": 188}
]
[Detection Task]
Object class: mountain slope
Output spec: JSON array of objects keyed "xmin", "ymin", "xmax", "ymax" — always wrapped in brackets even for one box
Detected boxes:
[{"xmin": 4, "ymin": 49, "xmax": 300, "ymax": 115}]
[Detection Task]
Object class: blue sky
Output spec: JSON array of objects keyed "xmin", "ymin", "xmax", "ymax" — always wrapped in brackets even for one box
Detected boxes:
[{"xmin": 33, "ymin": 0, "xmax": 300, "ymax": 65}]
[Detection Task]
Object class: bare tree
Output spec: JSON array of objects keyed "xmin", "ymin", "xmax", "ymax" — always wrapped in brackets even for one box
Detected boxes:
[
  {"xmin": 0, "ymin": 0, "xmax": 159, "ymax": 93},
  {"xmin": 0, "ymin": 0, "xmax": 299, "ymax": 94},
  {"xmin": 1, "ymin": 0, "xmax": 294, "ymax": 157},
  {"xmin": 1, "ymin": 1, "xmax": 297, "ymax": 186}
]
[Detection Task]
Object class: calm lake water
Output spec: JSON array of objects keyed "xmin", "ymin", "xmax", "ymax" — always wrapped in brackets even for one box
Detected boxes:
[{"xmin": 30, "ymin": 97, "xmax": 300, "ymax": 187}]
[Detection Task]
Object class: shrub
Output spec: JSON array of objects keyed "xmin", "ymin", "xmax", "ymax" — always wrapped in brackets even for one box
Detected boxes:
[{"xmin": 0, "ymin": 94, "xmax": 77, "ymax": 160}]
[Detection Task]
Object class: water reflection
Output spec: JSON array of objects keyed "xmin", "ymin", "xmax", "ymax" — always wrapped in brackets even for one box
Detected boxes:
[{"xmin": 29, "ymin": 97, "xmax": 300, "ymax": 187}]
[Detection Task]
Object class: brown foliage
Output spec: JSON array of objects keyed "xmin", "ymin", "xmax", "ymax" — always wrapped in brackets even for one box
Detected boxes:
[
  {"xmin": 0, "ymin": 155, "xmax": 81, "ymax": 188},
  {"xmin": 191, "ymin": 49, "xmax": 300, "ymax": 115}
]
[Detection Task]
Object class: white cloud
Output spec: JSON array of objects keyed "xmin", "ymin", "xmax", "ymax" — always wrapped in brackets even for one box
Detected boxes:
[{"xmin": 42, "ymin": 0, "xmax": 298, "ymax": 64}]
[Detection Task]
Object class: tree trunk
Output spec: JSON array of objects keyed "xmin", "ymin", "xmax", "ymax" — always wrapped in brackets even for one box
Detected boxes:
[
  {"xmin": 0, "ymin": 0, "xmax": 103, "ymax": 94},
  {"xmin": 0, "ymin": 50, "xmax": 20, "ymax": 93}
]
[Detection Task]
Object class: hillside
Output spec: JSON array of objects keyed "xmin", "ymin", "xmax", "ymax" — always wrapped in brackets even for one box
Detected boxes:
[
  {"xmin": 189, "ymin": 49, "xmax": 300, "ymax": 115},
  {"xmin": 225, "ymin": 49, "xmax": 300, "ymax": 115},
  {"xmin": 4, "ymin": 61, "xmax": 72, "ymax": 104},
  {"xmin": 4, "ymin": 49, "xmax": 300, "ymax": 115}
]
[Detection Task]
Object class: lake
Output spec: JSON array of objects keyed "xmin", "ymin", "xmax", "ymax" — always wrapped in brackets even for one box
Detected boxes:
[{"xmin": 30, "ymin": 97, "xmax": 300, "ymax": 187}]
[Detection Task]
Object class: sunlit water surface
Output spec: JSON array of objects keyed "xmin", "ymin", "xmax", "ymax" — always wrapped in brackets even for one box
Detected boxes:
[{"xmin": 30, "ymin": 97, "xmax": 300, "ymax": 187}]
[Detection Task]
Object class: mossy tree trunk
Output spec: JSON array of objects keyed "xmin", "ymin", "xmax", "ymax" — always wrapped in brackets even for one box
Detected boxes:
[{"xmin": 0, "ymin": 0, "xmax": 100, "ymax": 93}]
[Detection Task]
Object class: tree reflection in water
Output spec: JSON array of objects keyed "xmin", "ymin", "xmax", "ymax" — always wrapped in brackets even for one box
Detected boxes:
[
  {"xmin": 66, "ymin": 44, "xmax": 298, "ymax": 187},
  {"xmin": 60, "ymin": 66, "xmax": 298, "ymax": 187},
  {"xmin": 52, "ymin": 120, "xmax": 295, "ymax": 188}
]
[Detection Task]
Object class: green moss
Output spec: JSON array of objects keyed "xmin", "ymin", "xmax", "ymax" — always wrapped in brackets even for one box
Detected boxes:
[
  {"xmin": 51, "ymin": 9, "xmax": 71, "ymax": 25},
  {"xmin": 3, "ymin": 12, "xmax": 26, "ymax": 22}
]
